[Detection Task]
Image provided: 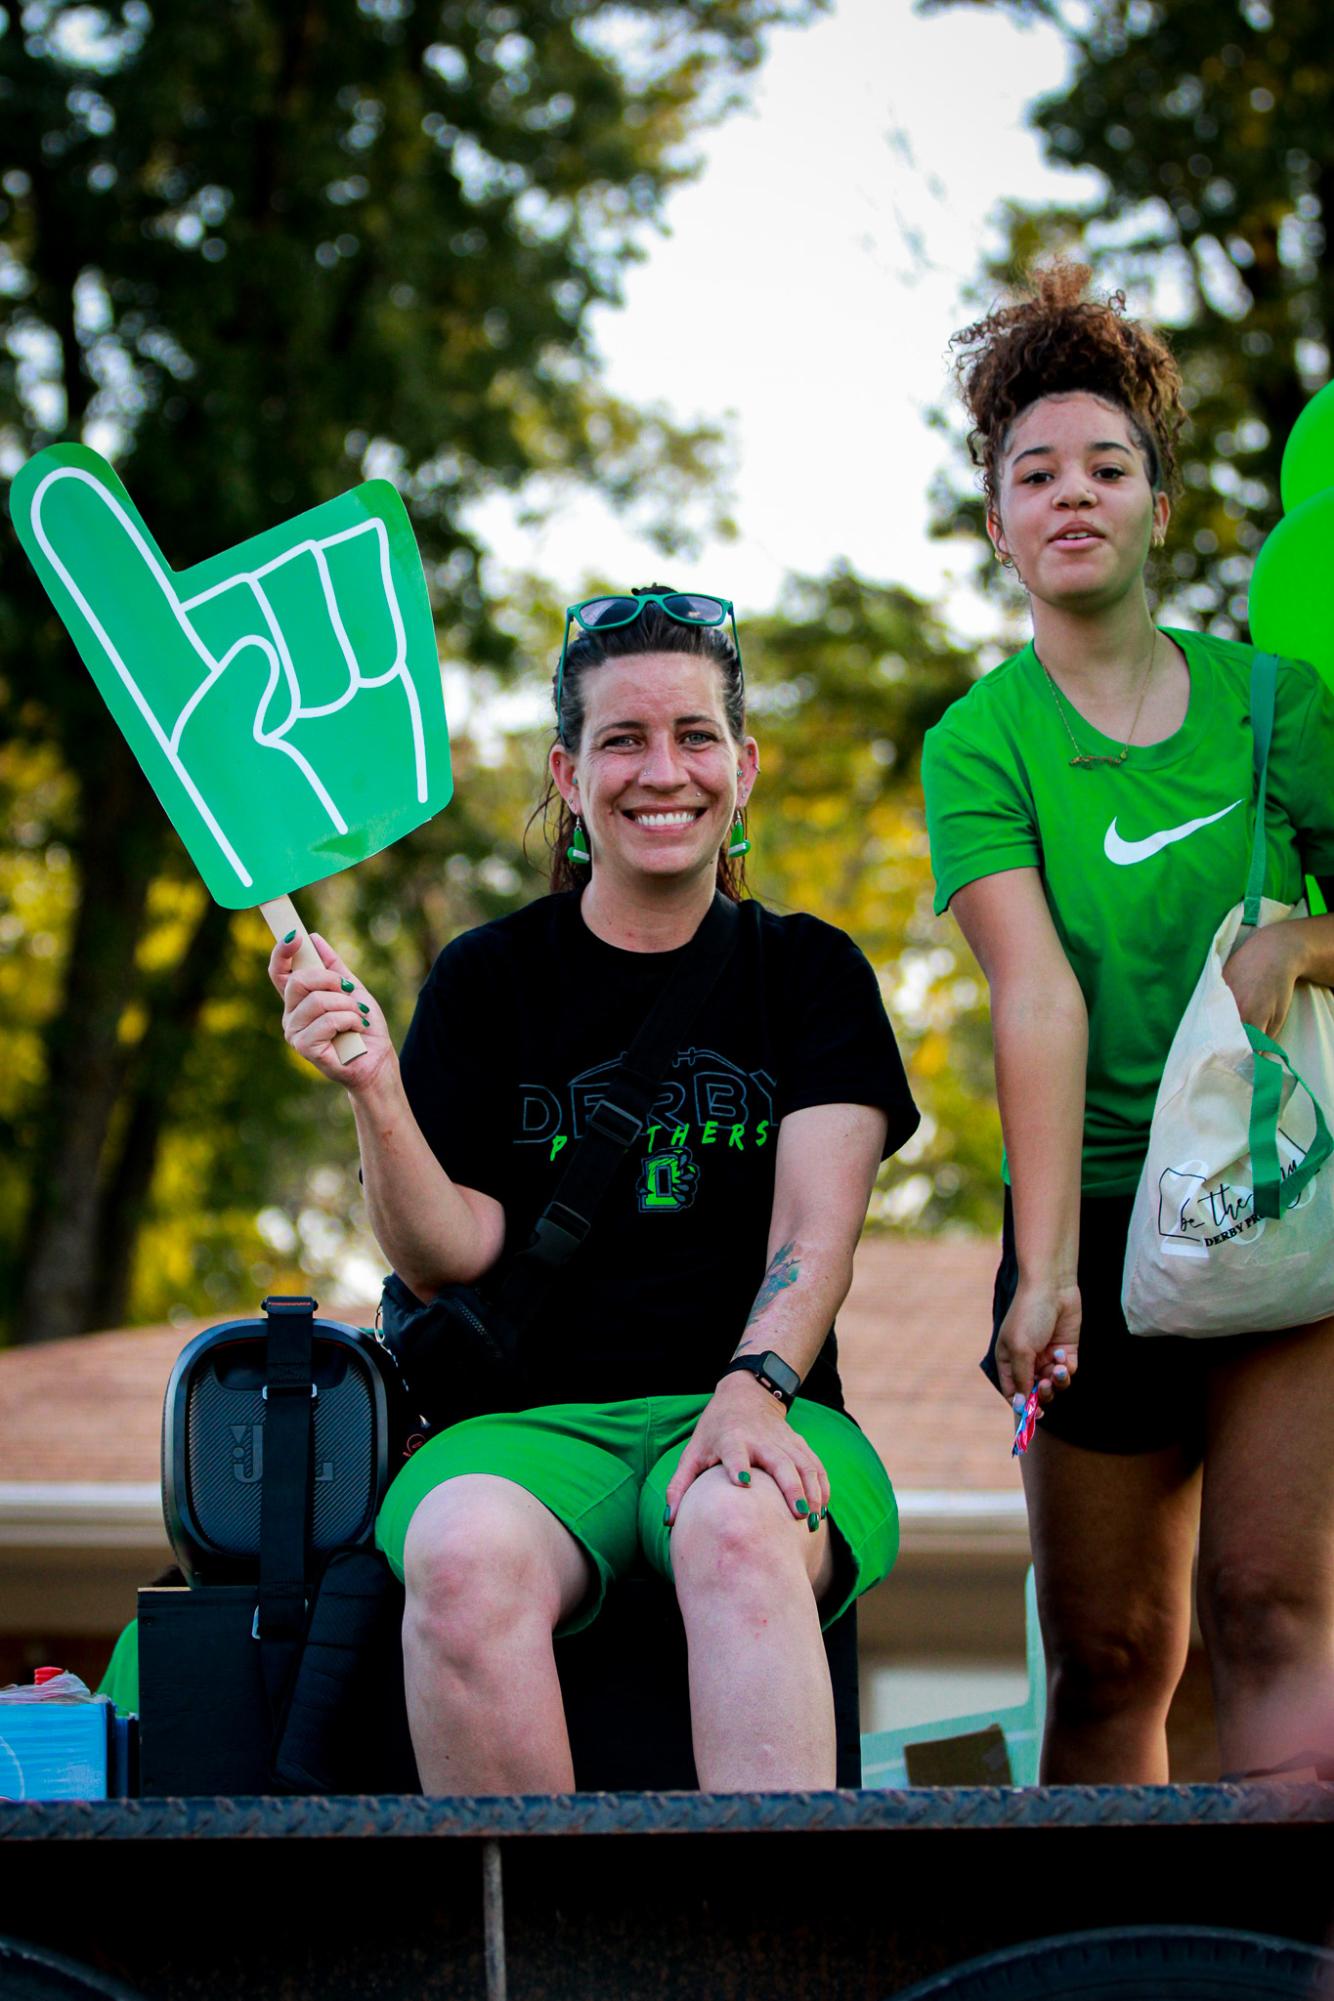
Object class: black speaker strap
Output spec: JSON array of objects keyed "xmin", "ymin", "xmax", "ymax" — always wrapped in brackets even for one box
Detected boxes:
[
  {"xmin": 256, "ymin": 1294, "xmax": 317, "ymax": 1714},
  {"xmin": 496, "ymin": 893, "xmax": 740, "ymax": 1330}
]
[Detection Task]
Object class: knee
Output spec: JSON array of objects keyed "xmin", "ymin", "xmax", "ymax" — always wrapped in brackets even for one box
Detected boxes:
[
  {"xmin": 1199, "ymin": 1559, "xmax": 1320, "ymax": 1679},
  {"xmin": 1045, "ymin": 1604, "xmax": 1185, "ymax": 1727},
  {"xmin": 404, "ymin": 1497, "xmax": 552, "ymax": 1665},
  {"xmin": 672, "ymin": 1476, "xmax": 805, "ymax": 1605}
]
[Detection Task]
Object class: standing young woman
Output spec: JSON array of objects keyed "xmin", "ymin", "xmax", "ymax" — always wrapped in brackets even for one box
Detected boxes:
[
  {"xmin": 921, "ymin": 264, "xmax": 1334, "ymax": 1782},
  {"xmin": 272, "ymin": 587, "xmax": 919, "ymax": 1793}
]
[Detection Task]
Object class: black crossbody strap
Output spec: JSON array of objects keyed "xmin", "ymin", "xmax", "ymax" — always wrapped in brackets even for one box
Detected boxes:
[
  {"xmin": 255, "ymin": 1294, "xmax": 317, "ymax": 1713},
  {"xmin": 497, "ymin": 893, "xmax": 741, "ymax": 1326}
]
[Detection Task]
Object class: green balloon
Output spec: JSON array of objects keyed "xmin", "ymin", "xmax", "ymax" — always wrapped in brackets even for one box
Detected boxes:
[
  {"xmin": 1248, "ymin": 486, "xmax": 1334, "ymax": 693},
  {"xmin": 1279, "ymin": 377, "xmax": 1334, "ymax": 513}
]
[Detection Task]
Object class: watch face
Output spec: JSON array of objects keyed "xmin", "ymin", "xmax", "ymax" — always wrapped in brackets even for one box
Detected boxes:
[{"xmin": 761, "ymin": 1352, "xmax": 801, "ymax": 1398}]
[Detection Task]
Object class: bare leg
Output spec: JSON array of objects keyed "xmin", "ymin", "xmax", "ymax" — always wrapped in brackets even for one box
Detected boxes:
[
  {"xmin": 1198, "ymin": 1313, "xmax": 1334, "ymax": 1776},
  {"xmin": 671, "ymin": 1465, "xmax": 836, "ymax": 1791},
  {"xmin": 401, "ymin": 1473, "xmax": 595, "ymax": 1795},
  {"xmin": 1022, "ymin": 1429, "xmax": 1201, "ymax": 1782}
]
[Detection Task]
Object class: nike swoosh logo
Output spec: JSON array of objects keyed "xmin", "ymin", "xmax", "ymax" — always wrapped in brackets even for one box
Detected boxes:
[{"xmin": 1104, "ymin": 799, "xmax": 1243, "ymax": 865}]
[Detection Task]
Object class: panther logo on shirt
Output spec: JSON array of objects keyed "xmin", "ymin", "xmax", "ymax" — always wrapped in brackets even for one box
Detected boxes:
[{"xmin": 637, "ymin": 1147, "xmax": 701, "ymax": 1215}]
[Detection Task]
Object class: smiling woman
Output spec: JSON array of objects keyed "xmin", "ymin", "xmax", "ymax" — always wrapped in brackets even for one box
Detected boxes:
[
  {"xmin": 919, "ymin": 261, "xmax": 1334, "ymax": 1788},
  {"xmin": 542, "ymin": 586, "xmax": 754, "ymax": 915},
  {"xmin": 269, "ymin": 581, "xmax": 922, "ymax": 1796}
]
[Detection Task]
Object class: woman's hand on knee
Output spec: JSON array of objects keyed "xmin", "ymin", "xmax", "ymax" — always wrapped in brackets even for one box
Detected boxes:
[
  {"xmin": 664, "ymin": 1376, "xmax": 828, "ymax": 1529},
  {"xmin": 996, "ymin": 1281, "xmax": 1081, "ymax": 1404}
]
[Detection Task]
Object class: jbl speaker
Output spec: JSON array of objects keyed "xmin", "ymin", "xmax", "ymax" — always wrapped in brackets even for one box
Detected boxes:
[{"xmin": 161, "ymin": 1305, "xmax": 406, "ymax": 1583}]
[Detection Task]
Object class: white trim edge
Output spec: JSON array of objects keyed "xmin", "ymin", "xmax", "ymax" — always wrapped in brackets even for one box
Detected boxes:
[
  {"xmin": 895, "ymin": 1490, "xmax": 1030, "ymax": 1560},
  {"xmin": 0, "ymin": 1485, "xmax": 1030, "ymax": 1556},
  {"xmin": 0, "ymin": 1484, "xmax": 165, "ymax": 1549}
]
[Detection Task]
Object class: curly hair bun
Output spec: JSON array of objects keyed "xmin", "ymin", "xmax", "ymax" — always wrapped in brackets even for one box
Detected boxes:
[{"xmin": 951, "ymin": 256, "xmax": 1185, "ymax": 502}]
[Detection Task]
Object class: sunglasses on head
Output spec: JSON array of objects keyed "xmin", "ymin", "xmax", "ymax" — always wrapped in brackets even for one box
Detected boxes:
[{"xmin": 555, "ymin": 591, "xmax": 742, "ymax": 732}]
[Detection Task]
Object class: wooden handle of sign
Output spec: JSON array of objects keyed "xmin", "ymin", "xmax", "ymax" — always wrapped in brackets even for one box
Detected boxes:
[{"xmin": 261, "ymin": 894, "xmax": 366, "ymax": 1065}]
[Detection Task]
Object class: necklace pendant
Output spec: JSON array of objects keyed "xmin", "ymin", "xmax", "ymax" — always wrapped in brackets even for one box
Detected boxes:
[{"xmin": 1045, "ymin": 631, "xmax": 1156, "ymax": 773}]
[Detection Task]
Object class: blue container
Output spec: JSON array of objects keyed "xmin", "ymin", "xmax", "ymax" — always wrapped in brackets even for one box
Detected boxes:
[{"xmin": 0, "ymin": 1701, "xmax": 110, "ymax": 1801}]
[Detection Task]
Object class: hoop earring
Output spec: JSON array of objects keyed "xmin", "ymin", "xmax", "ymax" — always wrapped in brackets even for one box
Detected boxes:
[
  {"xmin": 726, "ymin": 813, "xmax": 750, "ymax": 859},
  {"xmin": 566, "ymin": 817, "xmax": 591, "ymax": 866}
]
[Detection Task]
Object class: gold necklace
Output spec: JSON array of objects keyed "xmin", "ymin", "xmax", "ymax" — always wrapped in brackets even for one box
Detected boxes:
[{"xmin": 1043, "ymin": 629, "xmax": 1159, "ymax": 768}]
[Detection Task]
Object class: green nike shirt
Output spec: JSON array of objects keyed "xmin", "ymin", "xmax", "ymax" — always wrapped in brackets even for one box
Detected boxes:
[{"xmin": 922, "ymin": 628, "xmax": 1334, "ymax": 1195}]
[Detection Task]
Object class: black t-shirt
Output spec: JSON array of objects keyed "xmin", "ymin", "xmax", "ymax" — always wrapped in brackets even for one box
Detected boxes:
[{"xmin": 398, "ymin": 891, "xmax": 919, "ymax": 1412}]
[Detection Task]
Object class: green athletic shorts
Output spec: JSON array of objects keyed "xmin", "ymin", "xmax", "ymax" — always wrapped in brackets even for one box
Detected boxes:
[{"xmin": 375, "ymin": 1393, "xmax": 898, "ymax": 1636}]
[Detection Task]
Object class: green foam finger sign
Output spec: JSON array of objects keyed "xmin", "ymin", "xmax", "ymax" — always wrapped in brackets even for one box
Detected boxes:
[
  {"xmin": 1249, "ymin": 380, "xmax": 1334, "ymax": 701},
  {"xmin": 10, "ymin": 444, "xmax": 452, "ymax": 908}
]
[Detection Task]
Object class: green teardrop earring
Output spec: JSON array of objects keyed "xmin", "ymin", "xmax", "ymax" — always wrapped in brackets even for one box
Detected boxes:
[
  {"xmin": 726, "ymin": 813, "xmax": 750, "ymax": 859},
  {"xmin": 567, "ymin": 816, "xmax": 591, "ymax": 866}
]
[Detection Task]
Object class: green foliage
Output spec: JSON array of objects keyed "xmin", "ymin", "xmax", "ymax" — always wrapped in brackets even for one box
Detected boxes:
[
  {"xmin": 0, "ymin": 0, "xmax": 809, "ymax": 645},
  {"xmin": 739, "ymin": 567, "xmax": 1002, "ymax": 1234},
  {"xmin": 928, "ymin": 0, "xmax": 1332, "ymax": 637},
  {"xmin": 0, "ymin": 737, "xmax": 77, "ymax": 1309}
]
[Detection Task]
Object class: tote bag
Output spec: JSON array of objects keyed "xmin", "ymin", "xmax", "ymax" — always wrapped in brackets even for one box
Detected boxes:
[{"xmin": 1121, "ymin": 653, "xmax": 1334, "ymax": 1337}]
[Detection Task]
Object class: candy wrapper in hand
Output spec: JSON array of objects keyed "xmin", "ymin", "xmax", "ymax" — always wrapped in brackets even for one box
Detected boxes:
[{"xmin": 1012, "ymin": 1386, "xmax": 1041, "ymax": 1457}]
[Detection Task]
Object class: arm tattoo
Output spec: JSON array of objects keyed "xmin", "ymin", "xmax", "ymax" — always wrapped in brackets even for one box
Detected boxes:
[{"xmin": 742, "ymin": 1240, "xmax": 801, "ymax": 1333}]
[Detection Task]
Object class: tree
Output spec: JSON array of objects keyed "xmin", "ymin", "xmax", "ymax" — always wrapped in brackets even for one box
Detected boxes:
[
  {"xmin": 0, "ymin": 0, "xmax": 820, "ymax": 1343},
  {"xmin": 739, "ymin": 566, "xmax": 1001, "ymax": 1233},
  {"xmin": 926, "ymin": 0, "xmax": 1332, "ymax": 635}
]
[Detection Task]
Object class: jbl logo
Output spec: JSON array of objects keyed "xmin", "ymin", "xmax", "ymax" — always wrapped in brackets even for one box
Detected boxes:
[{"xmin": 230, "ymin": 1423, "xmax": 333, "ymax": 1485}]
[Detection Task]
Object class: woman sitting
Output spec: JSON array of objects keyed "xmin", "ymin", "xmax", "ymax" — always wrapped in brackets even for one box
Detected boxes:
[{"xmin": 272, "ymin": 586, "xmax": 919, "ymax": 1793}]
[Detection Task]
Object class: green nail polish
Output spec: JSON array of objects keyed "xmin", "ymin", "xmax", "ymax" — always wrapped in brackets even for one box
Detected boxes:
[
  {"xmin": 737, "ymin": 1471, "xmax": 751, "ymax": 1486},
  {"xmin": 662, "ymin": 1504, "xmax": 671, "ymax": 1525},
  {"xmin": 283, "ymin": 929, "xmax": 296, "ymax": 943},
  {"xmin": 820, "ymin": 1506, "xmax": 829, "ymax": 1520},
  {"xmin": 808, "ymin": 1512, "xmax": 820, "ymax": 1533},
  {"xmin": 359, "ymin": 1002, "xmax": 371, "ymax": 1015},
  {"xmin": 795, "ymin": 1498, "xmax": 810, "ymax": 1516},
  {"xmin": 340, "ymin": 978, "xmax": 354, "ymax": 992}
]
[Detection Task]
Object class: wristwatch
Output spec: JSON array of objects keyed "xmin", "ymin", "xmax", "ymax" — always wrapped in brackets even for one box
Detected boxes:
[{"xmin": 720, "ymin": 1351, "xmax": 802, "ymax": 1410}]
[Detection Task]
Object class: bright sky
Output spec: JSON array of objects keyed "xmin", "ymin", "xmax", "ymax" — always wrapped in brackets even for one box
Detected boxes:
[{"xmin": 470, "ymin": 0, "xmax": 1100, "ymax": 636}]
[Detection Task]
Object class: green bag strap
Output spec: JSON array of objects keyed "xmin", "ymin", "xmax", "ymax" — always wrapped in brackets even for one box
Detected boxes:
[
  {"xmin": 1244, "ymin": 1023, "xmax": 1334, "ymax": 1219},
  {"xmin": 1242, "ymin": 651, "xmax": 1279, "ymax": 926},
  {"xmin": 1238, "ymin": 650, "xmax": 1331, "ymax": 1223}
]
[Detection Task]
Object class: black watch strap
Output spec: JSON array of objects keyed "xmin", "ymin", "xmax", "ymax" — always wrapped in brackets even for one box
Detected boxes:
[{"xmin": 720, "ymin": 1352, "xmax": 801, "ymax": 1409}]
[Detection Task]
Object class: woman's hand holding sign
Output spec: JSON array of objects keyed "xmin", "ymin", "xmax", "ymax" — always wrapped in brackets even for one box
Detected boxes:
[{"xmin": 270, "ymin": 928, "xmax": 394, "ymax": 1092}]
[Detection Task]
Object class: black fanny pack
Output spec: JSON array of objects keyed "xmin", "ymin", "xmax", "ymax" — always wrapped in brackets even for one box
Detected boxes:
[
  {"xmin": 380, "ymin": 892, "xmax": 740, "ymax": 1431},
  {"xmin": 379, "ymin": 1269, "xmax": 521, "ymax": 1430}
]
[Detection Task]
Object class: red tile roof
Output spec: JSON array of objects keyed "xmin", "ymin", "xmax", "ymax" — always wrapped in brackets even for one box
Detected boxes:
[
  {"xmin": 0, "ymin": 1236, "xmax": 1016, "ymax": 1494},
  {"xmin": 0, "ymin": 1314, "xmax": 216, "ymax": 1485},
  {"xmin": 839, "ymin": 1237, "xmax": 1019, "ymax": 1495}
]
